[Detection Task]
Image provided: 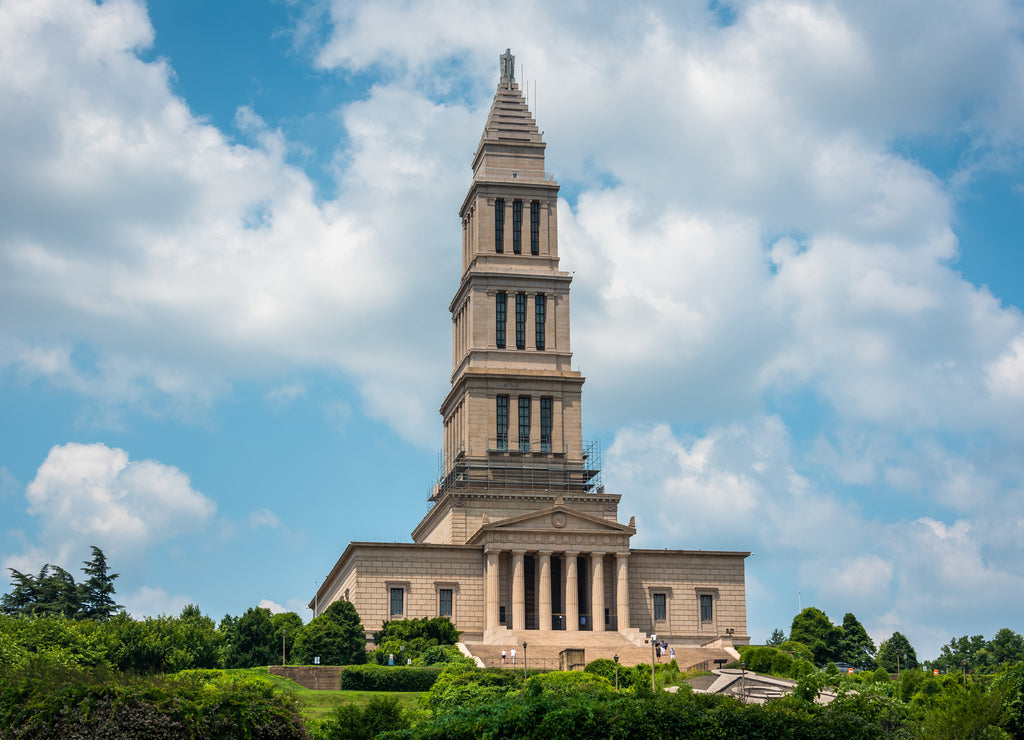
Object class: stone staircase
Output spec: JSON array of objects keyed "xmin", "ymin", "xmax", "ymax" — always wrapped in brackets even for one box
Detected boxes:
[{"xmin": 463, "ymin": 630, "xmax": 736, "ymax": 670}]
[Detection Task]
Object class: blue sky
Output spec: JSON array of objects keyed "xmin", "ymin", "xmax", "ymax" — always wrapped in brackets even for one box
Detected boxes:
[{"xmin": 2, "ymin": 0, "xmax": 1023, "ymax": 660}]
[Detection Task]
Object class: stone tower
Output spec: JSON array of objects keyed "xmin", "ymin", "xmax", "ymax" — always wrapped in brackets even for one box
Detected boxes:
[{"xmin": 412, "ymin": 49, "xmax": 618, "ymax": 547}]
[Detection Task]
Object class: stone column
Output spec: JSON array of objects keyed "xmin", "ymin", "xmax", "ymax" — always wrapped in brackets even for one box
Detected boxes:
[
  {"xmin": 512, "ymin": 550, "xmax": 526, "ymax": 631},
  {"xmin": 565, "ymin": 551, "xmax": 579, "ymax": 632},
  {"xmin": 615, "ymin": 553, "xmax": 630, "ymax": 632},
  {"xmin": 485, "ymin": 549, "xmax": 501, "ymax": 631},
  {"xmin": 591, "ymin": 553, "xmax": 605, "ymax": 632},
  {"xmin": 538, "ymin": 551, "xmax": 552, "ymax": 631}
]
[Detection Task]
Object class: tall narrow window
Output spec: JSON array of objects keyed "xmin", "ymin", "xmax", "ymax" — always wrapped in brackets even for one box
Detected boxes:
[
  {"xmin": 494, "ymin": 199, "xmax": 505, "ymax": 253},
  {"xmin": 496, "ymin": 395, "xmax": 509, "ymax": 450},
  {"xmin": 495, "ymin": 292, "xmax": 506, "ymax": 348},
  {"xmin": 653, "ymin": 593, "xmax": 666, "ymax": 622},
  {"xmin": 512, "ymin": 200, "xmax": 523, "ymax": 254},
  {"xmin": 515, "ymin": 293, "xmax": 526, "ymax": 350},
  {"xmin": 439, "ymin": 589, "xmax": 453, "ymax": 617},
  {"xmin": 518, "ymin": 396, "xmax": 531, "ymax": 452},
  {"xmin": 540, "ymin": 397, "xmax": 552, "ymax": 453},
  {"xmin": 530, "ymin": 201, "xmax": 540, "ymax": 255},
  {"xmin": 700, "ymin": 594, "xmax": 713, "ymax": 622},
  {"xmin": 535, "ymin": 294, "xmax": 546, "ymax": 350},
  {"xmin": 390, "ymin": 588, "xmax": 404, "ymax": 617}
]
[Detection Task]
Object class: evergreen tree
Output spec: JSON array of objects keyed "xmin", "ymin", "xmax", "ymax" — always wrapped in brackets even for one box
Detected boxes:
[
  {"xmin": 789, "ymin": 607, "xmax": 843, "ymax": 666},
  {"xmin": 79, "ymin": 546, "xmax": 122, "ymax": 621},
  {"xmin": 322, "ymin": 600, "xmax": 368, "ymax": 664},
  {"xmin": 877, "ymin": 631, "xmax": 919, "ymax": 672},
  {"xmin": 766, "ymin": 628, "xmax": 787, "ymax": 646},
  {"xmin": 839, "ymin": 612, "xmax": 876, "ymax": 669}
]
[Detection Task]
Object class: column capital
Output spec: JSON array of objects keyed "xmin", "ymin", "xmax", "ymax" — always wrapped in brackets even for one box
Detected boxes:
[
  {"xmin": 563, "ymin": 549, "xmax": 580, "ymax": 557},
  {"xmin": 615, "ymin": 551, "xmax": 630, "ymax": 560},
  {"xmin": 537, "ymin": 549, "xmax": 553, "ymax": 557},
  {"xmin": 511, "ymin": 549, "xmax": 527, "ymax": 557}
]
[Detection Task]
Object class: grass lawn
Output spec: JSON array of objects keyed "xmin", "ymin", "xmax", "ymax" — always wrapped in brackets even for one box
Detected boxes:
[{"xmin": 222, "ymin": 668, "xmax": 428, "ymax": 723}]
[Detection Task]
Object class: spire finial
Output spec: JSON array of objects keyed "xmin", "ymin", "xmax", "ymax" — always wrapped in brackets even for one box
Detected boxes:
[{"xmin": 500, "ymin": 48, "xmax": 515, "ymax": 86}]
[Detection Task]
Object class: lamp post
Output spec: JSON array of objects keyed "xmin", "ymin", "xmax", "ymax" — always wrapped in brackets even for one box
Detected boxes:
[
  {"xmin": 614, "ymin": 654, "xmax": 619, "ymax": 691},
  {"xmin": 896, "ymin": 651, "xmax": 902, "ymax": 681},
  {"xmin": 740, "ymin": 661, "xmax": 746, "ymax": 704},
  {"xmin": 650, "ymin": 634, "xmax": 657, "ymax": 691},
  {"xmin": 282, "ymin": 629, "xmax": 287, "ymax": 666},
  {"xmin": 962, "ymin": 659, "xmax": 968, "ymax": 685},
  {"xmin": 522, "ymin": 641, "xmax": 528, "ymax": 679}
]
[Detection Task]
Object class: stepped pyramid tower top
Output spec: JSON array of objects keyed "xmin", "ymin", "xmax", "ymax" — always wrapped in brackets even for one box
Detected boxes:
[{"xmin": 413, "ymin": 49, "xmax": 615, "ymax": 545}]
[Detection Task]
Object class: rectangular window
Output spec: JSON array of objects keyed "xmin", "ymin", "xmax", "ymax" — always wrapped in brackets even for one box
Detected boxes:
[
  {"xmin": 499, "ymin": 606, "xmax": 506, "ymax": 624},
  {"xmin": 530, "ymin": 201, "xmax": 540, "ymax": 255},
  {"xmin": 518, "ymin": 396, "xmax": 531, "ymax": 452},
  {"xmin": 515, "ymin": 293, "xmax": 526, "ymax": 350},
  {"xmin": 540, "ymin": 397, "xmax": 552, "ymax": 453},
  {"xmin": 390, "ymin": 588, "xmax": 404, "ymax": 617},
  {"xmin": 653, "ymin": 593, "xmax": 666, "ymax": 621},
  {"xmin": 512, "ymin": 200, "xmax": 523, "ymax": 254},
  {"xmin": 439, "ymin": 589, "xmax": 453, "ymax": 617},
  {"xmin": 700, "ymin": 594, "xmax": 713, "ymax": 622},
  {"xmin": 494, "ymin": 199, "xmax": 505, "ymax": 253},
  {"xmin": 535, "ymin": 294, "xmax": 546, "ymax": 350},
  {"xmin": 496, "ymin": 395, "xmax": 509, "ymax": 450},
  {"xmin": 495, "ymin": 292, "xmax": 506, "ymax": 348}
]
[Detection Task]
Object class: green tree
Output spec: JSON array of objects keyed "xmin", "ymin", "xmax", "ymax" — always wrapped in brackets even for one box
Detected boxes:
[
  {"xmin": 766, "ymin": 628, "xmax": 787, "ymax": 646},
  {"xmin": 789, "ymin": 607, "xmax": 843, "ymax": 666},
  {"xmin": 293, "ymin": 617, "xmax": 351, "ymax": 665},
  {"xmin": 223, "ymin": 607, "xmax": 276, "ymax": 668},
  {"xmin": 840, "ymin": 612, "xmax": 876, "ymax": 670},
  {"xmin": 930, "ymin": 633, "xmax": 987, "ymax": 674},
  {"xmin": 876, "ymin": 631, "xmax": 918, "ymax": 672},
  {"xmin": 78, "ymin": 546, "xmax": 121, "ymax": 621},
  {"xmin": 988, "ymin": 628, "xmax": 1024, "ymax": 668},
  {"xmin": 272, "ymin": 611, "xmax": 304, "ymax": 665}
]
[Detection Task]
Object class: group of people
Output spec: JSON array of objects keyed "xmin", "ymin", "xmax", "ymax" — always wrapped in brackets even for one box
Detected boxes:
[
  {"xmin": 655, "ymin": 640, "xmax": 675, "ymax": 662},
  {"xmin": 500, "ymin": 647, "xmax": 517, "ymax": 665}
]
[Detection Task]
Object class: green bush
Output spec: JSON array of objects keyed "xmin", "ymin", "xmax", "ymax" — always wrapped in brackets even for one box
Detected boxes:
[
  {"xmin": 0, "ymin": 662, "xmax": 306, "ymax": 739},
  {"xmin": 340, "ymin": 663, "xmax": 442, "ymax": 691},
  {"xmin": 425, "ymin": 664, "xmax": 524, "ymax": 714},
  {"xmin": 311, "ymin": 694, "xmax": 410, "ymax": 740}
]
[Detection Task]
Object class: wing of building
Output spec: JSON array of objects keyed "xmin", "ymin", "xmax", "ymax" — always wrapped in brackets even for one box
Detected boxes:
[{"xmin": 311, "ymin": 50, "xmax": 750, "ymax": 668}]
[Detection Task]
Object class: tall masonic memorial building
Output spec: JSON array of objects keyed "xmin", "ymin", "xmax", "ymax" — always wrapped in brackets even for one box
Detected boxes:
[{"xmin": 312, "ymin": 51, "xmax": 750, "ymax": 667}]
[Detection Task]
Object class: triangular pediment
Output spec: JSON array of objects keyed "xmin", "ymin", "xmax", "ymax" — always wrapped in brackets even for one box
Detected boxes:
[{"xmin": 467, "ymin": 505, "xmax": 634, "ymax": 546}]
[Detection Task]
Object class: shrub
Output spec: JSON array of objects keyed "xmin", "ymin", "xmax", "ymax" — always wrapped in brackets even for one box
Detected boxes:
[
  {"xmin": 0, "ymin": 662, "xmax": 306, "ymax": 739},
  {"xmin": 340, "ymin": 664, "xmax": 442, "ymax": 692},
  {"xmin": 312, "ymin": 694, "xmax": 410, "ymax": 740},
  {"xmin": 425, "ymin": 664, "xmax": 523, "ymax": 714}
]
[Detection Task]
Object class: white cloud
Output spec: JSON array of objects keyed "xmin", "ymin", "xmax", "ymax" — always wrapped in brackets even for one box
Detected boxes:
[
  {"xmin": 3, "ymin": 443, "xmax": 215, "ymax": 574},
  {"xmin": 123, "ymin": 585, "xmax": 192, "ymax": 619},
  {"xmin": 258, "ymin": 598, "xmax": 286, "ymax": 614},
  {"xmin": 605, "ymin": 416, "xmax": 1024, "ymax": 657},
  {"xmin": 249, "ymin": 508, "xmax": 282, "ymax": 530}
]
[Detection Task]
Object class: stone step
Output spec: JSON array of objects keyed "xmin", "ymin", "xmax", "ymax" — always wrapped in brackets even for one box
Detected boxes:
[{"xmin": 463, "ymin": 638, "xmax": 733, "ymax": 671}]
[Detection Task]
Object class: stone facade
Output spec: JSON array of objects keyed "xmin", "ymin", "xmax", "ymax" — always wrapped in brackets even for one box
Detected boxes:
[{"xmin": 312, "ymin": 50, "xmax": 750, "ymax": 660}]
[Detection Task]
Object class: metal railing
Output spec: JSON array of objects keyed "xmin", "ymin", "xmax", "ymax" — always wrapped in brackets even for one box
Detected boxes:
[
  {"xmin": 477, "ymin": 167, "xmax": 555, "ymax": 183},
  {"xmin": 428, "ymin": 439, "xmax": 603, "ymax": 501}
]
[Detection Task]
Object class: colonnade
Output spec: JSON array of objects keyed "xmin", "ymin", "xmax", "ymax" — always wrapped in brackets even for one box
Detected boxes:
[{"xmin": 484, "ymin": 549, "xmax": 630, "ymax": 632}]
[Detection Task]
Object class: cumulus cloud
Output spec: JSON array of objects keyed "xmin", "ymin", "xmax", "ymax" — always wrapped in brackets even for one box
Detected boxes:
[
  {"xmin": 258, "ymin": 598, "xmax": 286, "ymax": 614},
  {"xmin": 4, "ymin": 442, "xmax": 215, "ymax": 574},
  {"xmin": 123, "ymin": 586, "xmax": 193, "ymax": 619}
]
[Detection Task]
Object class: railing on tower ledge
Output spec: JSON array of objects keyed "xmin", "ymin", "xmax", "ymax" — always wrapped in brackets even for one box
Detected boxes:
[
  {"xmin": 427, "ymin": 439, "xmax": 603, "ymax": 503},
  {"xmin": 475, "ymin": 167, "xmax": 556, "ymax": 183}
]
